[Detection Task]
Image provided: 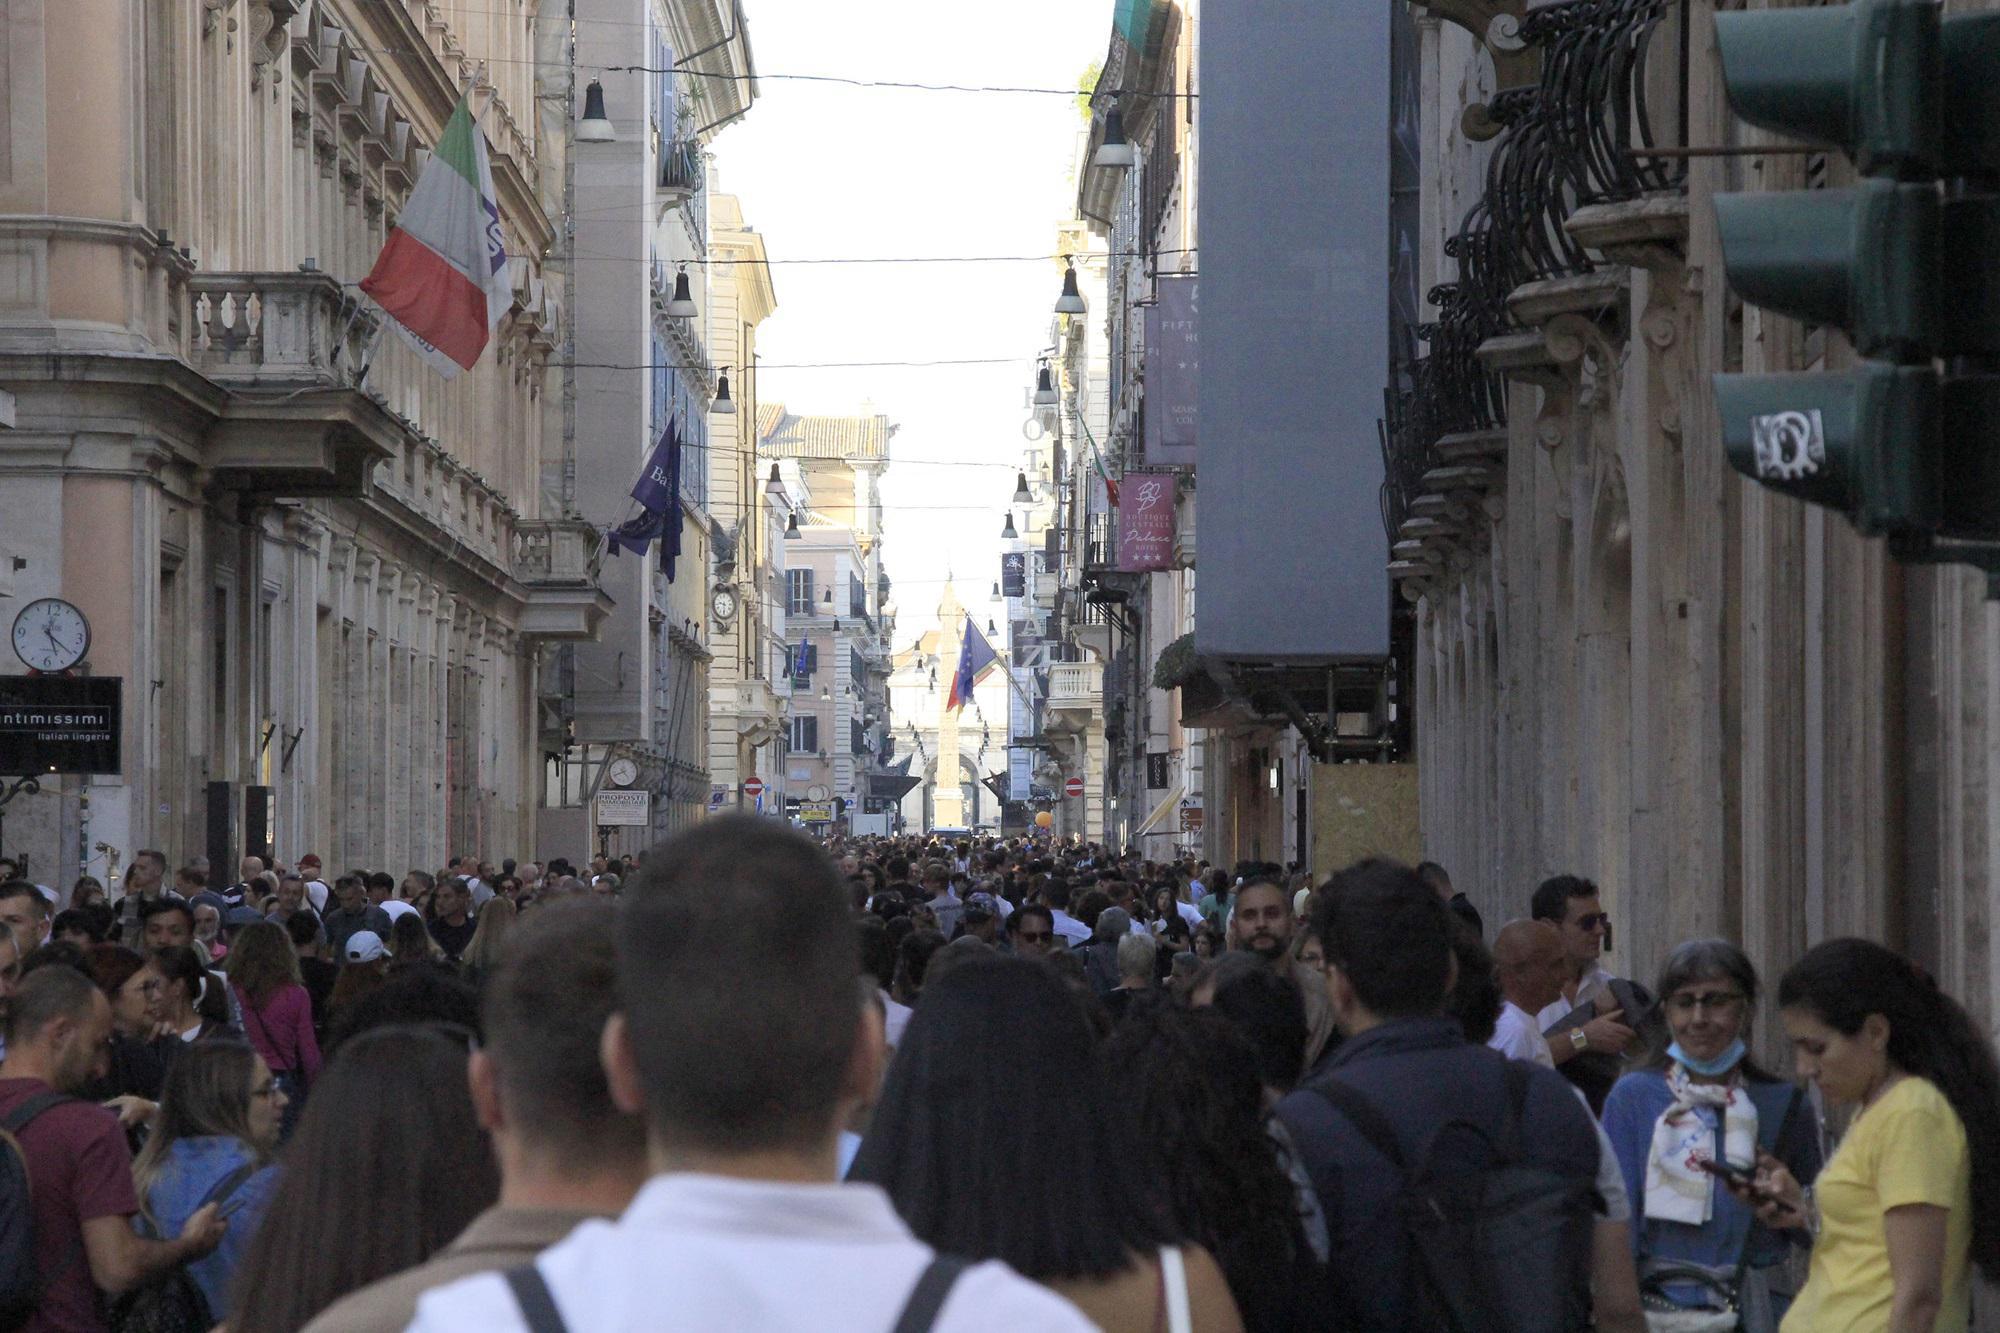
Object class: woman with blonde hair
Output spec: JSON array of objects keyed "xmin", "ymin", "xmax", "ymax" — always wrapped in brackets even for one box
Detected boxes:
[
  {"xmin": 227, "ymin": 920, "xmax": 320, "ymax": 1139},
  {"xmin": 128, "ymin": 1040, "xmax": 284, "ymax": 1324},
  {"xmin": 457, "ymin": 893, "xmax": 516, "ymax": 986}
]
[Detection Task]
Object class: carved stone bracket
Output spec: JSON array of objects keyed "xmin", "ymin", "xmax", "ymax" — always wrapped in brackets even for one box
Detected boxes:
[
  {"xmin": 247, "ymin": 2, "xmax": 302, "ymax": 91},
  {"xmin": 1416, "ymin": 0, "xmax": 1541, "ymax": 140}
]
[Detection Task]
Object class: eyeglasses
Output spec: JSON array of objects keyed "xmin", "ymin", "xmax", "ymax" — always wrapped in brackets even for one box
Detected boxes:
[{"xmin": 1666, "ymin": 990, "xmax": 1746, "ymax": 1016}]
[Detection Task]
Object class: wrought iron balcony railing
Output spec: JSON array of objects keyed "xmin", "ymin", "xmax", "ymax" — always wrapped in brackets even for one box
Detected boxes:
[{"xmin": 1380, "ymin": 0, "xmax": 1688, "ymax": 542}]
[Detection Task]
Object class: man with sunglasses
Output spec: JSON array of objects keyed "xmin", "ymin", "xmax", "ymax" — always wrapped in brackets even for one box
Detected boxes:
[
  {"xmin": 1531, "ymin": 875, "xmax": 1647, "ymax": 1113},
  {"xmin": 1005, "ymin": 903, "xmax": 1057, "ymax": 959}
]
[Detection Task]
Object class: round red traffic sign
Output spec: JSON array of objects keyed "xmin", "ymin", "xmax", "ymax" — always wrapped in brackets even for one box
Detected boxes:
[
  {"xmin": 1064, "ymin": 776, "xmax": 1085, "ymax": 798},
  {"xmin": 743, "ymin": 776, "xmax": 765, "ymax": 798}
]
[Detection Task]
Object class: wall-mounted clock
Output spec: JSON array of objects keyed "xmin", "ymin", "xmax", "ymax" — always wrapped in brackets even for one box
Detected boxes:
[
  {"xmin": 607, "ymin": 757, "xmax": 640, "ymax": 788},
  {"xmin": 11, "ymin": 598, "xmax": 89, "ymax": 673},
  {"xmin": 711, "ymin": 586, "xmax": 739, "ymax": 626}
]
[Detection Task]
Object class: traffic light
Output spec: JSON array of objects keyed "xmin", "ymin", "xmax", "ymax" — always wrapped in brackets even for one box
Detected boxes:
[{"xmin": 1711, "ymin": 0, "xmax": 2000, "ymax": 549}]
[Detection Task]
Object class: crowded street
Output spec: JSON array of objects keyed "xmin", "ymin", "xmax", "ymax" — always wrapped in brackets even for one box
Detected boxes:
[{"xmin": 7, "ymin": 0, "xmax": 2000, "ymax": 1329}]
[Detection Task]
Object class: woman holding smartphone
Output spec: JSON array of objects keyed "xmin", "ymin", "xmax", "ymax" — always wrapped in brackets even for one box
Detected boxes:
[
  {"xmin": 1746, "ymin": 939, "xmax": 2000, "ymax": 1333},
  {"xmin": 129, "ymin": 1040, "xmax": 285, "ymax": 1323},
  {"xmin": 1601, "ymin": 940, "xmax": 1820, "ymax": 1330}
]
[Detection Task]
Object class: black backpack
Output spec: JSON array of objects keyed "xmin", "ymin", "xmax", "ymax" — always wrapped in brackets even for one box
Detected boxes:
[
  {"xmin": 1313, "ymin": 1059, "xmax": 1597, "ymax": 1333},
  {"xmin": 108, "ymin": 1159, "xmax": 261, "ymax": 1333},
  {"xmin": 0, "ymin": 1091, "xmax": 80, "ymax": 1333}
]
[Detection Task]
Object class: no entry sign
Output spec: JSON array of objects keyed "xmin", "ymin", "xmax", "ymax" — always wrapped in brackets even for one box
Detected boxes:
[
  {"xmin": 1064, "ymin": 776, "xmax": 1085, "ymax": 798},
  {"xmin": 743, "ymin": 776, "xmax": 766, "ymax": 798}
]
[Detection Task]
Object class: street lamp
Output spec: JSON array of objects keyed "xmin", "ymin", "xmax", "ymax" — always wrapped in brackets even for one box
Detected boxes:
[
  {"xmin": 784, "ymin": 510, "xmax": 801, "ymax": 540},
  {"xmin": 1000, "ymin": 511, "xmax": 1018, "ymax": 540},
  {"xmin": 665, "ymin": 267, "xmax": 697, "ymax": 319},
  {"xmin": 1013, "ymin": 471, "xmax": 1033, "ymax": 505},
  {"xmin": 577, "ymin": 79, "xmax": 615, "ymax": 142},
  {"xmin": 1093, "ymin": 105, "xmax": 1135, "ymax": 169},
  {"xmin": 765, "ymin": 463, "xmax": 784, "ymax": 496},
  {"xmin": 714, "ymin": 369, "xmax": 733, "ymax": 411},
  {"xmin": 1033, "ymin": 364, "xmax": 1059, "ymax": 407},
  {"xmin": 1054, "ymin": 265, "xmax": 1087, "ymax": 316}
]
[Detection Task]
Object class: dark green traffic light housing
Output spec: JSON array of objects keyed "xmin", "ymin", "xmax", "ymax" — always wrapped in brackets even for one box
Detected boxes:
[
  {"xmin": 1714, "ymin": 0, "xmax": 1939, "ymax": 178},
  {"xmin": 1714, "ymin": 368, "xmax": 1937, "ymax": 536},
  {"xmin": 1711, "ymin": 0, "xmax": 2000, "ymax": 556}
]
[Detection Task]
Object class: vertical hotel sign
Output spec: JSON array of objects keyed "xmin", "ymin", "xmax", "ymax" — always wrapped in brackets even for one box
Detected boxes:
[
  {"xmin": 1143, "ymin": 276, "xmax": 1198, "ymax": 467},
  {"xmin": 1117, "ymin": 474, "xmax": 1178, "ymax": 572}
]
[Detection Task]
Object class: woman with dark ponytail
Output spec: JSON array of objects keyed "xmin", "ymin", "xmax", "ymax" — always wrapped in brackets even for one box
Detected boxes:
[{"xmin": 1744, "ymin": 938, "xmax": 2000, "ymax": 1332}]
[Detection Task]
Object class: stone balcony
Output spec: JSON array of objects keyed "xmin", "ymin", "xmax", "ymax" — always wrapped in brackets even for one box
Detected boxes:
[
  {"xmin": 514, "ymin": 519, "xmax": 614, "ymax": 641},
  {"xmin": 1045, "ymin": 660, "xmax": 1104, "ymax": 734},
  {"xmin": 189, "ymin": 271, "xmax": 401, "ymax": 498}
]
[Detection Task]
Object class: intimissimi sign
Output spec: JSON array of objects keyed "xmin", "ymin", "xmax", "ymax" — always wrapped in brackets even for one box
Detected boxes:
[{"xmin": 0, "ymin": 676, "xmax": 121, "ymax": 774}]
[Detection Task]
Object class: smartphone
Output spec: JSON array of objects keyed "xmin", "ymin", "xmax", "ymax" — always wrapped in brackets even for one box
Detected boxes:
[{"xmin": 1695, "ymin": 1158, "xmax": 1756, "ymax": 1186}]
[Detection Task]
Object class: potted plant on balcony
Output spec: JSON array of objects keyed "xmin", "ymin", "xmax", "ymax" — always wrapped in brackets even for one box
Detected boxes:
[{"xmin": 1152, "ymin": 632, "xmax": 1224, "ymax": 724}]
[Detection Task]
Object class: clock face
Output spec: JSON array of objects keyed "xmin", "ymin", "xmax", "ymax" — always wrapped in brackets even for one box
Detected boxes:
[
  {"xmin": 607, "ymin": 758, "xmax": 640, "ymax": 788},
  {"xmin": 11, "ymin": 598, "xmax": 90, "ymax": 672},
  {"xmin": 711, "ymin": 588, "xmax": 738, "ymax": 623}
]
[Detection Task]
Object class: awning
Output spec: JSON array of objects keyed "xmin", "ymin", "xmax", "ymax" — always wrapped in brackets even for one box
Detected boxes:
[{"xmin": 1132, "ymin": 780, "xmax": 1187, "ymax": 838}]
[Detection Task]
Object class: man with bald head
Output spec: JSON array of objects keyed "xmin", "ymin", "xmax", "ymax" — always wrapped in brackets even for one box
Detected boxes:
[{"xmin": 1488, "ymin": 918, "xmax": 1568, "ymax": 1067}]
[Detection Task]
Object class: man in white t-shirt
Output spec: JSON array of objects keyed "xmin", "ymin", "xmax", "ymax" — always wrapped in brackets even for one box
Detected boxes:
[
  {"xmin": 413, "ymin": 818, "xmax": 1091, "ymax": 1333},
  {"xmin": 1488, "ymin": 918, "xmax": 1568, "ymax": 1068}
]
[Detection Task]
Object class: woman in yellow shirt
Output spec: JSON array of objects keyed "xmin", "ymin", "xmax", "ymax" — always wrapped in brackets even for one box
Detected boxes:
[{"xmin": 1743, "ymin": 938, "xmax": 2000, "ymax": 1333}]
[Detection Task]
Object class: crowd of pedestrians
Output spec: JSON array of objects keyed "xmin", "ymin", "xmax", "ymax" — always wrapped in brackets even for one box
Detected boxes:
[{"xmin": 0, "ymin": 826, "xmax": 1996, "ymax": 1331}]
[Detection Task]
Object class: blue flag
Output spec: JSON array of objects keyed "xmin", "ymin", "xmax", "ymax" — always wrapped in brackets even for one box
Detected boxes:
[
  {"xmin": 606, "ymin": 507, "xmax": 667, "ymax": 558},
  {"xmin": 947, "ymin": 619, "xmax": 998, "ymax": 712},
  {"xmin": 619, "ymin": 420, "xmax": 684, "ymax": 579},
  {"xmin": 631, "ymin": 419, "xmax": 679, "ymax": 512}
]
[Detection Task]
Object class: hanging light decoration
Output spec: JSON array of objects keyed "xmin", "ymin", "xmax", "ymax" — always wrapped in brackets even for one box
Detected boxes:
[
  {"xmin": 665, "ymin": 267, "xmax": 697, "ymax": 319},
  {"xmin": 765, "ymin": 463, "xmax": 784, "ymax": 495},
  {"xmin": 577, "ymin": 80, "xmax": 615, "ymax": 142},
  {"xmin": 1000, "ymin": 511, "xmax": 1018, "ymax": 540},
  {"xmin": 784, "ymin": 510, "xmax": 801, "ymax": 540},
  {"xmin": 1033, "ymin": 364, "xmax": 1059, "ymax": 407},
  {"xmin": 1054, "ymin": 265, "xmax": 1087, "ymax": 316},
  {"xmin": 1013, "ymin": 471, "xmax": 1033, "ymax": 505},
  {"xmin": 1093, "ymin": 105, "xmax": 1135, "ymax": 169},
  {"xmin": 714, "ymin": 369, "xmax": 733, "ymax": 410}
]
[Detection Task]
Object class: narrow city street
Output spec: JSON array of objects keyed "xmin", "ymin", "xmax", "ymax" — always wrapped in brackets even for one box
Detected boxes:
[{"xmin": 3, "ymin": 0, "xmax": 2000, "ymax": 1329}]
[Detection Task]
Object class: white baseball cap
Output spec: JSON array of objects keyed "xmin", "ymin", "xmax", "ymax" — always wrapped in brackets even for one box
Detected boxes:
[{"xmin": 344, "ymin": 930, "xmax": 385, "ymax": 963}]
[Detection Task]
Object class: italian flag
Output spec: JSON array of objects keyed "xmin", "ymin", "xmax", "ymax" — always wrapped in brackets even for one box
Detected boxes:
[{"xmin": 360, "ymin": 96, "xmax": 511, "ymax": 377}]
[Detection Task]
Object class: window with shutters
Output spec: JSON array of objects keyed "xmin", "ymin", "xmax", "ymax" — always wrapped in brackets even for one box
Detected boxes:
[
  {"xmin": 787, "ymin": 569, "xmax": 815, "ymax": 616},
  {"xmin": 789, "ymin": 715, "xmax": 818, "ymax": 754}
]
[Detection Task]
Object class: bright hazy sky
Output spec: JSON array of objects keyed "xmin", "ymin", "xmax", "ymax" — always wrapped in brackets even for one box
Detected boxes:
[{"xmin": 705, "ymin": 0, "xmax": 1105, "ymax": 646}]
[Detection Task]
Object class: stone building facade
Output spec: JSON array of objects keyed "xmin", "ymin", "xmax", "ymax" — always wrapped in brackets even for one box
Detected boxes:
[
  {"xmin": 1392, "ymin": 0, "xmax": 2000, "ymax": 1037},
  {"xmin": 0, "ymin": 0, "xmax": 607, "ymax": 885}
]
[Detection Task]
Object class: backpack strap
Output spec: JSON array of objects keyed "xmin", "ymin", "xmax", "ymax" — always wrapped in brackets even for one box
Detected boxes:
[
  {"xmin": 892, "ymin": 1255, "xmax": 971, "ymax": 1333},
  {"xmin": 1308, "ymin": 1078, "xmax": 1407, "ymax": 1170},
  {"xmin": 502, "ymin": 1263, "xmax": 569, "ymax": 1333},
  {"xmin": 0, "ymin": 1090, "xmax": 77, "ymax": 1137},
  {"xmin": 1497, "ymin": 1057, "xmax": 1534, "ymax": 1163}
]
